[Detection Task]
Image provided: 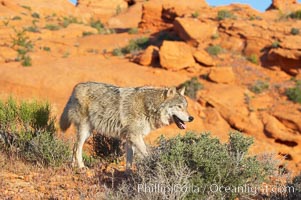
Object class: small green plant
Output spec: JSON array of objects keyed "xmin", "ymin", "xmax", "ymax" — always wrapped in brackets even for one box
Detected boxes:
[
  {"xmin": 12, "ymin": 16, "xmax": 22, "ymax": 20},
  {"xmin": 43, "ymin": 46, "xmax": 51, "ymax": 52},
  {"xmin": 12, "ymin": 29, "xmax": 34, "ymax": 67},
  {"xmin": 89, "ymin": 18, "xmax": 114, "ymax": 34},
  {"xmin": 31, "ymin": 12, "xmax": 40, "ymax": 19},
  {"xmin": 289, "ymin": 10, "xmax": 301, "ymax": 19},
  {"xmin": 128, "ymin": 27, "xmax": 138, "ymax": 34},
  {"xmin": 247, "ymin": 54, "xmax": 259, "ymax": 64},
  {"xmin": 21, "ymin": 5, "xmax": 32, "ymax": 11},
  {"xmin": 112, "ymin": 48, "xmax": 124, "ymax": 56},
  {"xmin": 217, "ymin": 10, "xmax": 235, "ymax": 20},
  {"xmin": 44, "ymin": 24, "xmax": 60, "ymax": 31},
  {"xmin": 21, "ymin": 55, "xmax": 32, "ymax": 67},
  {"xmin": 62, "ymin": 52, "xmax": 70, "ymax": 58},
  {"xmin": 82, "ymin": 31, "xmax": 94, "ymax": 37},
  {"xmin": 291, "ymin": 27, "xmax": 300, "ymax": 35},
  {"xmin": 250, "ymin": 80, "xmax": 269, "ymax": 94},
  {"xmin": 112, "ymin": 37, "xmax": 150, "ymax": 56},
  {"xmin": 24, "ymin": 26, "xmax": 39, "ymax": 33},
  {"xmin": 191, "ymin": 11, "xmax": 200, "ymax": 18},
  {"xmin": 271, "ymin": 40, "xmax": 280, "ymax": 48},
  {"xmin": 286, "ymin": 80, "xmax": 301, "ymax": 104},
  {"xmin": 206, "ymin": 45, "xmax": 223, "ymax": 56},
  {"xmin": 60, "ymin": 16, "xmax": 80, "ymax": 28},
  {"xmin": 115, "ymin": 5, "xmax": 122, "ymax": 15},
  {"xmin": 211, "ymin": 32, "xmax": 219, "ymax": 40},
  {"xmin": 177, "ymin": 77, "xmax": 203, "ymax": 99}
]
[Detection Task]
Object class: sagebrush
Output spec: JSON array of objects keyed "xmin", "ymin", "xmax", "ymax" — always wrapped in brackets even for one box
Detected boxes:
[
  {"xmin": 107, "ymin": 131, "xmax": 278, "ymax": 200},
  {"xmin": 0, "ymin": 97, "xmax": 70, "ymax": 166}
]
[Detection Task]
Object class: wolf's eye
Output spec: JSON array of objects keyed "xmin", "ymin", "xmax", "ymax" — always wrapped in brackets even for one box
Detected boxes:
[{"xmin": 177, "ymin": 105, "xmax": 182, "ymax": 109}]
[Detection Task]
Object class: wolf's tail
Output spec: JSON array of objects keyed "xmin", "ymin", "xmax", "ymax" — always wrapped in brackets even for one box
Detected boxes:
[{"xmin": 59, "ymin": 101, "xmax": 71, "ymax": 132}]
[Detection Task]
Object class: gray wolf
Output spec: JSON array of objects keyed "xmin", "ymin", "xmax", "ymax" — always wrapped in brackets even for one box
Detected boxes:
[{"xmin": 60, "ymin": 82, "xmax": 194, "ymax": 170}]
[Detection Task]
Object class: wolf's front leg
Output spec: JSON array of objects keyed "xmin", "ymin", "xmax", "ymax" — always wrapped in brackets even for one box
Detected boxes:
[{"xmin": 131, "ymin": 134, "xmax": 148, "ymax": 157}]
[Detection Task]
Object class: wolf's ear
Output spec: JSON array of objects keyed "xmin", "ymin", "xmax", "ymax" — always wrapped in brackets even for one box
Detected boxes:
[
  {"xmin": 178, "ymin": 87, "xmax": 185, "ymax": 96},
  {"xmin": 166, "ymin": 87, "xmax": 176, "ymax": 98}
]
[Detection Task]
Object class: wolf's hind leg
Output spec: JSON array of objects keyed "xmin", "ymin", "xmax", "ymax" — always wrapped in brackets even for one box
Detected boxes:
[{"xmin": 74, "ymin": 121, "xmax": 91, "ymax": 168}]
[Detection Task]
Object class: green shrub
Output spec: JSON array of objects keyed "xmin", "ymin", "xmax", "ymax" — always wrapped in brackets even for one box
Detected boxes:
[
  {"xmin": 60, "ymin": 16, "xmax": 79, "ymax": 28},
  {"xmin": 206, "ymin": 45, "xmax": 223, "ymax": 56},
  {"xmin": 217, "ymin": 10, "xmax": 235, "ymax": 20},
  {"xmin": 250, "ymin": 80, "xmax": 269, "ymax": 94},
  {"xmin": 12, "ymin": 29, "xmax": 34, "ymax": 66},
  {"xmin": 82, "ymin": 31, "xmax": 94, "ymax": 37},
  {"xmin": 289, "ymin": 10, "xmax": 301, "ymax": 19},
  {"xmin": 112, "ymin": 37, "xmax": 150, "ymax": 56},
  {"xmin": 271, "ymin": 40, "xmax": 280, "ymax": 48},
  {"xmin": 31, "ymin": 12, "xmax": 40, "ymax": 19},
  {"xmin": 12, "ymin": 16, "xmax": 22, "ymax": 20},
  {"xmin": 247, "ymin": 54, "xmax": 259, "ymax": 64},
  {"xmin": 177, "ymin": 77, "xmax": 203, "ymax": 100},
  {"xmin": 24, "ymin": 26, "xmax": 39, "ymax": 33},
  {"xmin": 286, "ymin": 80, "xmax": 301, "ymax": 104},
  {"xmin": 191, "ymin": 11, "xmax": 200, "ymax": 18},
  {"xmin": 21, "ymin": 55, "xmax": 32, "ymax": 67},
  {"xmin": 43, "ymin": 46, "xmax": 51, "ymax": 52},
  {"xmin": 108, "ymin": 131, "xmax": 277, "ymax": 199},
  {"xmin": 291, "ymin": 27, "xmax": 300, "ymax": 35},
  {"xmin": 128, "ymin": 27, "xmax": 138, "ymax": 34},
  {"xmin": 211, "ymin": 33, "xmax": 219, "ymax": 40},
  {"xmin": 89, "ymin": 18, "xmax": 115, "ymax": 34},
  {"xmin": 44, "ymin": 24, "xmax": 60, "ymax": 31},
  {"xmin": 0, "ymin": 97, "xmax": 70, "ymax": 167}
]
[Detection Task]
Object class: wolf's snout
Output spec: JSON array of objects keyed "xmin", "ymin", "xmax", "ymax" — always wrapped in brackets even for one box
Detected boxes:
[{"xmin": 188, "ymin": 116, "xmax": 194, "ymax": 122}]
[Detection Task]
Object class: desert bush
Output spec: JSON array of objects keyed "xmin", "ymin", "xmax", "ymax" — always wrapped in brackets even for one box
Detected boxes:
[
  {"xmin": 247, "ymin": 54, "xmax": 259, "ymax": 64},
  {"xmin": 289, "ymin": 10, "xmax": 301, "ymax": 19},
  {"xmin": 291, "ymin": 27, "xmax": 300, "ymax": 35},
  {"xmin": 112, "ymin": 37, "xmax": 150, "ymax": 56},
  {"xmin": 0, "ymin": 97, "xmax": 71, "ymax": 167},
  {"xmin": 12, "ymin": 29, "xmax": 34, "ymax": 66},
  {"xmin": 206, "ymin": 45, "xmax": 223, "ymax": 56},
  {"xmin": 24, "ymin": 26, "xmax": 39, "ymax": 33},
  {"xmin": 250, "ymin": 80, "xmax": 269, "ymax": 94},
  {"xmin": 177, "ymin": 77, "xmax": 203, "ymax": 100},
  {"xmin": 12, "ymin": 16, "xmax": 22, "ymax": 20},
  {"xmin": 286, "ymin": 80, "xmax": 301, "ymax": 104},
  {"xmin": 31, "ymin": 12, "xmax": 40, "ymax": 19},
  {"xmin": 217, "ymin": 10, "xmax": 235, "ymax": 20},
  {"xmin": 44, "ymin": 24, "xmax": 60, "ymax": 31},
  {"xmin": 128, "ymin": 27, "xmax": 138, "ymax": 34},
  {"xmin": 191, "ymin": 11, "xmax": 200, "ymax": 18},
  {"xmin": 90, "ymin": 18, "xmax": 115, "ymax": 34},
  {"xmin": 60, "ymin": 16, "xmax": 80, "ymax": 28},
  {"xmin": 107, "ymin": 131, "xmax": 278, "ymax": 200},
  {"xmin": 82, "ymin": 31, "xmax": 94, "ymax": 37},
  {"xmin": 271, "ymin": 40, "xmax": 280, "ymax": 48}
]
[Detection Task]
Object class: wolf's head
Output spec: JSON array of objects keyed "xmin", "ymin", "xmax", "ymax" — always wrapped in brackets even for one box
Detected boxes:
[{"xmin": 160, "ymin": 87, "xmax": 194, "ymax": 129}]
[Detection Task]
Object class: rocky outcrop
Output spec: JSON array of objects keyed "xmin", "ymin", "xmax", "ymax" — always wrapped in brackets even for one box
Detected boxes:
[
  {"xmin": 173, "ymin": 17, "xmax": 217, "ymax": 47},
  {"xmin": 159, "ymin": 41, "xmax": 195, "ymax": 71},
  {"xmin": 208, "ymin": 67, "xmax": 236, "ymax": 84},
  {"xmin": 77, "ymin": 0, "xmax": 128, "ymax": 22},
  {"xmin": 267, "ymin": 0, "xmax": 299, "ymax": 11},
  {"xmin": 139, "ymin": 0, "xmax": 208, "ymax": 32}
]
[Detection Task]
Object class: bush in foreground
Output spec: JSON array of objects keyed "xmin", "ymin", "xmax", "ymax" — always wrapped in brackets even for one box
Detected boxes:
[
  {"xmin": 107, "ymin": 131, "xmax": 278, "ymax": 200},
  {"xmin": 0, "ymin": 97, "xmax": 70, "ymax": 167}
]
